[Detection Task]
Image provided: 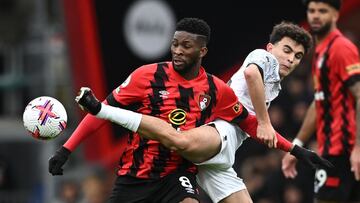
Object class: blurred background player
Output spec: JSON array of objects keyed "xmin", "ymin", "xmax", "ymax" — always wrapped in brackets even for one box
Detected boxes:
[{"xmin": 282, "ymin": 0, "xmax": 360, "ymax": 202}]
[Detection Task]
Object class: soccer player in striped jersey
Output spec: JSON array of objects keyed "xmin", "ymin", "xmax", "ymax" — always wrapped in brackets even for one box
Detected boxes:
[
  {"xmin": 282, "ymin": 0, "xmax": 360, "ymax": 202},
  {"xmin": 72, "ymin": 22, "xmax": 332, "ymax": 203},
  {"xmin": 49, "ymin": 17, "xmax": 251, "ymax": 203}
]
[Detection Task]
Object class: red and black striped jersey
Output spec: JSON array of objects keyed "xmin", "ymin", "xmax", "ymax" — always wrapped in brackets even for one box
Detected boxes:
[
  {"xmin": 107, "ymin": 61, "xmax": 246, "ymax": 179},
  {"xmin": 312, "ymin": 29, "xmax": 360, "ymax": 156}
]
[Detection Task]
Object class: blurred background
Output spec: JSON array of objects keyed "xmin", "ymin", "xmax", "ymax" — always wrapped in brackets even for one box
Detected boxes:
[{"xmin": 0, "ymin": 0, "xmax": 359, "ymax": 202}]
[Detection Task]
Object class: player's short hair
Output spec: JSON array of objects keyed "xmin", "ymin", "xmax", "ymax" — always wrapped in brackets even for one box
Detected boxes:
[
  {"xmin": 303, "ymin": 0, "xmax": 342, "ymax": 10},
  {"xmin": 175, "ymin": 17, "xmax": 211, "ymax": 45},
  {"xmin": 269, "ymin": 21, "xmax": 313, "ymax": 53}
]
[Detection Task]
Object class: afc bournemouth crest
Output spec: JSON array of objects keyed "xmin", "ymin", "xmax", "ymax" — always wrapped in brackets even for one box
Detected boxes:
[{"xmin": 199, "ymin": 94, "xmax": 211, "ymax": 111}]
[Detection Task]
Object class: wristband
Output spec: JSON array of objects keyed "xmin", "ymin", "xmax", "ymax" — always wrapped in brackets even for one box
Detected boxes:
[{"xmin": 292, "ymin": 138, "xmax": 304, "ymax": 147}]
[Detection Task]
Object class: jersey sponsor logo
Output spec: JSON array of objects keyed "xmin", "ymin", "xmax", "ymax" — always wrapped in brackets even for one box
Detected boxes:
[
  {"xmin": 232, "ymin": 102, "xmax": 243, "ymax": 113},
  {"xmin": 346, "ymin": 63, "xmax": 360, "ymax": 74},
  {"xmin": 168, "ymin": 108, "xmax": 186, "ymax": 126},
  {"xmin": 199, "ymin": 94, "xmax": 211, "ymax": 111}
]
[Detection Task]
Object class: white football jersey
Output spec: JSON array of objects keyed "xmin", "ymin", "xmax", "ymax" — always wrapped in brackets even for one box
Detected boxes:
[{"xmin": 229, "ymin": 49, "xmax": 281, "ymax": 114}]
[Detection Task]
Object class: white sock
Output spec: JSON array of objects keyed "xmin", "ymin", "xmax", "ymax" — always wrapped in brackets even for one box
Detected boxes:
[{"xmin": 97, "ymin": 103, "xmax": 142, "ymax": 132}]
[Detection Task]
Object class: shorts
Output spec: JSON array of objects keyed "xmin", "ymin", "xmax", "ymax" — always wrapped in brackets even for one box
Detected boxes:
[
  {"xmin": 195, "ymin": 119, "xmax": 248, "ymax": 202},
  {"xmin": 107, "ymin": 171, "xmax": 199, "ymax": 203},
  {"xmin": 314, "ymin": 154, "xmax": 360, "ymax": 201},
  {"xmin": 196, "ymin": 119, "xmax": 248, "ymax": 168},
  {"xmin": 196, "ymin": 166, "xmax": 247, "ymax": 203}
]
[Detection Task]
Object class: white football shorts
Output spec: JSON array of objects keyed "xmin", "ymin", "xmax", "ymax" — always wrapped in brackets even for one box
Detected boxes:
[{"xmin": 195, "ymin": 119, "xmax": 248, "ymax": 202}]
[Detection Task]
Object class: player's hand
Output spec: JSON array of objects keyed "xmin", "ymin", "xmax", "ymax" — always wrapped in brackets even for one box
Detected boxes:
[
  {"xmin": 48, "ymin": 146, "xmax": 71, "ymax": 176},
  {"xmin": 290, "ymin": 145, "xmax": 333, "ymax": 170},
  {"xmin": 350, "ymin": 145, "xmax": 360, "ymax": 181},
  {"xmin": 257, "ymin": 123, "xmax": 277, "ymax": 148},
  {"xmin": 75, "ymin": 87, "xmax": 102, "ymax": 115},
  {"xmin": 282, "ymin": 153, "xmax": 298, "ymax": 178}
]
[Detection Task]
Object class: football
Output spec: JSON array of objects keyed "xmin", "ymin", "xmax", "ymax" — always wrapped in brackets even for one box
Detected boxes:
[{"xmin": 23, "ymin": 96, "xmax": 67, "ymax": 140}]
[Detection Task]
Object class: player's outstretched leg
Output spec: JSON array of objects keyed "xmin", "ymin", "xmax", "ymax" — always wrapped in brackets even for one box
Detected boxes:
[{"xmin": 75, "ymin": 87, "xmax": 101, "ymax": 115}]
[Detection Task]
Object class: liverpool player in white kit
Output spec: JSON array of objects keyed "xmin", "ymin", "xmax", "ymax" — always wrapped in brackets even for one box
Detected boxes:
[{"xmin": 64, "ymin": 22, "xmax": 332, "ymax": 203}]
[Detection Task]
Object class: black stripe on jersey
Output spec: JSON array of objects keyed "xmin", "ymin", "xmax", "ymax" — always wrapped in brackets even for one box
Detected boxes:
[
  {"xmin": 340, "ymin": 84, "xmax": 351, "ymax": 155},
  {"xmin": 176, "ymin": 85, "xmax": 193, "ymax": 112},
  {"xmin": 319, "ymin": 37, "xmax": 339, "ymax": 156},
  {"xmin": 149, "ymin": 62, "xmax": 169, "ymax": 116},
  {"xmin": 345, "ymin": 75, "xmax": 360, "ymax": 88},
  {"xmin": 129, "ymin": 137, "xmax": 148, "ymax": 177},
  {"xmin": 320, "ymin": 56, "xmax": 332, "ymax": 156},
  {"xmin": 149, "ymin": 144, "xmax": 171, "ymax": 179},
  {"xmin": 148, "ymin": 62, "xmax": 171, "ymax": 179},
  {"xmin": 107, "ymin": 93, "xmax": 146, "ymax": 172},
  {"xmin": 106, "ymin": 93, "xmax": 144, "ymax": 111},
  {"xmin": 196, "ymin": 73, "xmax": 217, "ymax": 127},
  {"xmin": 175, "ymin": 84, "xmax": 195, "ymax": 174}
]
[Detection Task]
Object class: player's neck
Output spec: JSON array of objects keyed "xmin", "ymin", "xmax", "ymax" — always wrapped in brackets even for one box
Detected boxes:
[
  {"xmin": 181, "ymin": 66, "xmax": 200, "ymax": 80},
  {"xmin": 315, "ymin": 25, "xmax": 337, "ymax": 45}
]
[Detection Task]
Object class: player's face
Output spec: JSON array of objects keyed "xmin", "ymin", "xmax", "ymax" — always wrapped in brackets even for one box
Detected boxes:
[
  {"xmin": 307, "ymin": 2, "xmax": 338, "ymax": 37},
  {"xmin": 171, "ymin": 31, "xmax": 207, "ymax": 76},
  {"xmin": 267, "ymin": 37, "xmax": 305, "ymax": 79}
]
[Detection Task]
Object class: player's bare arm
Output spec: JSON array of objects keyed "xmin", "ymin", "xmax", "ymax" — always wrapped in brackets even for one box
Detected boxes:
[
  {"xmin": 244, "ymin": 64, "xmax": 277, "ymax": 148},
  {"xmin": 349, "ymin": 81, "xmax": 360, "ymax": 180},
  {"xmin": 282, "ymin": 100, "xmax": 316, "ymax": 178}
]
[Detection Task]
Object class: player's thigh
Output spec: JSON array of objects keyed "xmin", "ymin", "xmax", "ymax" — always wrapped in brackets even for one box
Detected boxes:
[
  {"xmin": 219, "ymin": 189, "xmax": 253, "ymax": 203},
  {"xmin": 182, "ymin": 125, "xmax": 221, "ymax": 162}
]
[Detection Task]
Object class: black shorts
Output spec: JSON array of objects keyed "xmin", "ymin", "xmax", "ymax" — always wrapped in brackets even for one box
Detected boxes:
[
  {"xmin": 107, "ymin": 171, "xmax": 199, "ymax": 203},
  {"xmin": 314, "ymin": 154, "xmax": 360, "ymax": 201}
]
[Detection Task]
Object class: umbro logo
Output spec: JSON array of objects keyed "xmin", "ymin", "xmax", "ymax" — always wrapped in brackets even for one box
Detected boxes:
[{"xmin": 159, "ymin": 90, "xmax": 169, "ymax": 98}]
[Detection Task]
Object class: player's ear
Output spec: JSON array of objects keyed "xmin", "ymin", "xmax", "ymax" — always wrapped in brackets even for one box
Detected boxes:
[
  {"xmin": 200, "ymin": 47, "xmax": 208, "ymax": 58},
  {"xmin": 266, "ymin": 43, "xmax": 273, "ymax": 52}
]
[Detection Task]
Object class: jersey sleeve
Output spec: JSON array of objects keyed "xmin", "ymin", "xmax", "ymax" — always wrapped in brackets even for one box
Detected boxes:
[
  {"xmin": 243, "ymin": 49, "xmax": 280, "ymax": 83},
  {"xmin": 213, "ymin": 80, "xmax": 248, "ymax": 122},
  {"xmin": 331, "ymin": 40, "xmax": 360, "ymax": 83},
  {"xmin": 109, "ymin": 66, "xmax": 149, "ymax": 106}
]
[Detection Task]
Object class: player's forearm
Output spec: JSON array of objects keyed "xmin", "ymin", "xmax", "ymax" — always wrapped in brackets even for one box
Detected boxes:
[
  {"xmin": 63, "ymin": 114, "xmax": 107, "ymax": 151},
  {"xmin": 238, "ymin": 114, "xmax": 292, "ymax": 151},
  {"xmin": 355, "ymin": 99, "xmax": 360, "ymax": 146},
  {"xmin": 244, "ymin": 66, "xmax": 270, "ymax": 124},
  {"xmin": 294, "ymin": 101, "xmax": 316, "ymax": 145},
  {"xmin": 349, "ymin": 82, "xmax": 360, "ymax": 146}
]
